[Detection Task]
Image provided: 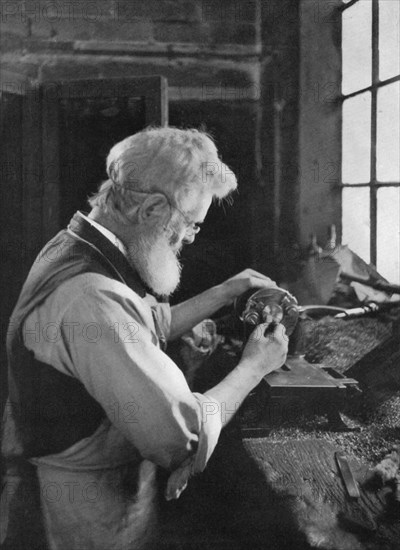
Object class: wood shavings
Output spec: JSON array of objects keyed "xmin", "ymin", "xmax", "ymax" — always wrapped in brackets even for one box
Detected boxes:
[{"xmin": 303, "ymin": 317, "xmax": 392, "ymax": 373}]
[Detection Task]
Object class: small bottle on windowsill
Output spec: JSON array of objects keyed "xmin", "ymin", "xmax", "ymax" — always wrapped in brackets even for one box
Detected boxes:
[
  {"xmin": 307, "ymin": 233, "xmax": 322, "ymax": 259},
  {"xmin": 320, "ymin": 224, "xmax": 338, "ymax": 262},
  {"xmin": 327, "ymin": 224, "xmax": 337, "ymax": 251}
]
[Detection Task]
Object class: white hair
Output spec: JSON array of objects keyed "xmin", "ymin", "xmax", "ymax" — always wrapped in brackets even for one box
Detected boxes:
[{"xmin": 88, "ymin": 126, "xmax": 237, "ymax": 224}]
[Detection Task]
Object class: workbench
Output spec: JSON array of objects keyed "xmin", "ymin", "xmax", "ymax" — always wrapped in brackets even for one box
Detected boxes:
[{"xmin": 160, "ymin": 314, "xmax": 400, "ymax": 550}]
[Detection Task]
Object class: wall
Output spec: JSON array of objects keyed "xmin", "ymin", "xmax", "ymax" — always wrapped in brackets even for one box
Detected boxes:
[
  {"xmin": 0, "ymin": 0, "xmax": 270, "ymax": 298},
  {"xmin": 259, "ymin": 0, "xmax": 300, "ymax": 282},
  {"xmin": 0, "ymin": 0, "xmax": 306, "ymax": 285},
  {"xmin": 299, "ymin": 0, "xmax": 342, "ymax": 249}
]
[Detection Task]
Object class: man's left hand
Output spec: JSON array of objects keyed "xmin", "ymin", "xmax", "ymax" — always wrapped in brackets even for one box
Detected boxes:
[{"xmin": 221, "ymin": 268, "xmax": 278, "ymax": 305}]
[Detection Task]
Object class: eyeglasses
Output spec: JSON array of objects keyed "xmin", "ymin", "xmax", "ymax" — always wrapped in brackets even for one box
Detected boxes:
[{"xmin": 169, "ymin": 203, "xmax": 202, "ymax": 235}]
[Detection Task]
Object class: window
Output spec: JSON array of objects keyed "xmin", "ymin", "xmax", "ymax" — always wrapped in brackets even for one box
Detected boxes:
[{"xmin": 341, "ymin": 0, "xmax": 400, "ymax": 282}]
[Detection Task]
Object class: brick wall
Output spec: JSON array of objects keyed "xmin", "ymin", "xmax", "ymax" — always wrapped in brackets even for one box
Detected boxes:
[{"xmin": 1, "ymin": 0, "xmax": 259, "ymax": 48}]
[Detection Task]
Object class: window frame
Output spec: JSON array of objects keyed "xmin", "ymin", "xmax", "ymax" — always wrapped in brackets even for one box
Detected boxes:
[{"xmin": 340, "ymin": 0, "xmax": 400, "ymax": 267}]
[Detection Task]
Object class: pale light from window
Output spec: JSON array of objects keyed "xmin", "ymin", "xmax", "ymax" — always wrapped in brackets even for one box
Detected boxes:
[
  {"xmin": 377, "ymin": 81, "xmax": 400, "ymax": 182},
  {"xmin": 379, "ymin": 0, "xmax": 400, "ymax": 82},
  {"xmin": 342, "ymin": 187, "xmax": 370, "ymax": 263},
  {"xmin": 342, "ymin": 0, "xmax": 372, "ymax": 95},
  {"xmin": 342, "ymin": 92, "xmax": 371, "ymax": 183},
  {"xmin": 377, "ymin": 187, "xmax": 400, "ymax": 282}
]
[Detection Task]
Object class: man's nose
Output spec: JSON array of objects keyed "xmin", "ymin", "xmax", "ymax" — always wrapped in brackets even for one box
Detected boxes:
[{"xmin": 183, "ymin": 233, "xmax": 196, "ymax": 245}]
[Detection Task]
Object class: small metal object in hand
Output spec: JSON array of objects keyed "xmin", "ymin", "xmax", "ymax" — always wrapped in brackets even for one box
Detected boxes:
[
  {"xmin": 335, "ymin": 452, "xmax": 360, "ymax": 499},
  {"xmin": 235, "ymin": 287, "xmax": 299, "ymax": 335}
]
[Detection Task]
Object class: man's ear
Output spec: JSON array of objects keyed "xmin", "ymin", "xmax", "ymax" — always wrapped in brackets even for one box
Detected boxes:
[{"xmin": 138, "ymin": 193, "xmax": 170, "ymax": 224}]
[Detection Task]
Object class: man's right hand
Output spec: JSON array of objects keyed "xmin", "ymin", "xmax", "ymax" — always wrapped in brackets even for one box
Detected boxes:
[{"xmin": 240, "ymin": 323, "xmax": 288, "ymax": 378}]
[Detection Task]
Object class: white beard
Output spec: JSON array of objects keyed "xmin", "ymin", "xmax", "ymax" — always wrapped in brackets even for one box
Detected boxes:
[{"xmin": 128, "ymin": 225, "xmax": 182, "ymax": 296}]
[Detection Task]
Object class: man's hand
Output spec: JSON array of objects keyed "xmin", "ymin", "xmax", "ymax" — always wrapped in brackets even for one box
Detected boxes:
[
  {"xmin": 201, "ymin": 320, "xmax": 288, "ymax": 429},
  {"xmin": 169, "ymin": 269, "xmax": 278, "ymax": 341},
  {"xmin": 221, "ymin": 268, "xmax": 278, "ymax": 305},
  {"xmin": 240, "ymin": 322, "xmax": 288, "ymax": 378}
]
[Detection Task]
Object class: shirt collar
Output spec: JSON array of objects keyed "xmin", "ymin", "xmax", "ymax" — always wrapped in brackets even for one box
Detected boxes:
[
  {"xmin": 68, "ymin": 211, "xmax": 147, "ymax": 298},
  {"xmin": 77, "ymin": 212, "xmax": 128, "ymax": 257}
]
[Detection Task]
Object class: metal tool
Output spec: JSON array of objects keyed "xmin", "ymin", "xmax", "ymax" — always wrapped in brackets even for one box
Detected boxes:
[
  {"xmin": 300, "ymin": 305, "xmax": 347, "ymax": 318},
  {"xmin": 334, "ymin": 301, "xmax": 400, "ymax": 319},
  {"xmin": 235, "ymin": 288, "xmax": 363, "ymax": 436},
  {"xmin": 335, "ymin": 452, "xmax": 360, "ymax": 499},
  {"xmin": 335, "ymin": 302, "xmax": 380, "ymax": 319},
  {"xmin": 235, "ymin": 287, "xmax": 300, "ymax": 336}
]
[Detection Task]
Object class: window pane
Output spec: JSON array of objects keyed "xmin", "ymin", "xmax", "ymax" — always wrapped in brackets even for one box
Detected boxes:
[
  {"xmin": 377, "ymin": 82, "xmax": 400, "ymax": 182},
  {"xmin": 342, "ymin": 187, "xmax": 370, "ymax": 263},
  {"xmin": 377, "ymin": 187, "xmax": 400, "ymax": 282},
  {"xmin": 342, "ymin": 1, "xmax": 372, "ymax": 95},
  {"xmin": 379, "ymin": 0, "xmax": 400, "ymax": 81},
  {"xmin": 342, "ymin": 93, "xmax": 371, "ymax": 183}
]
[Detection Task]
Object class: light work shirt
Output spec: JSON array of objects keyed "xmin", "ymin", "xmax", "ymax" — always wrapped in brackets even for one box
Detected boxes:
[{"xmin": 23, "ymin": 273, "xmax": 220, "ymax": 471}]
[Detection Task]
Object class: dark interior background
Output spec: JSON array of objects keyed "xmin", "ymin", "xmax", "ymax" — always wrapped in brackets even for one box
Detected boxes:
[
  {"xmin": 59, "ymin": 96, "xmax": 146, "ymax": 227},
  {"xmin": 0, "ymin": 0, "xmax": 342, "ymax": 406}
]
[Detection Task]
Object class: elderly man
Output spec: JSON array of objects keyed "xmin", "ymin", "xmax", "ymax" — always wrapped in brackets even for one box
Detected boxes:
[{"xmin": 2, "ymin": 127, "xmax": 287, "ymax": 550}]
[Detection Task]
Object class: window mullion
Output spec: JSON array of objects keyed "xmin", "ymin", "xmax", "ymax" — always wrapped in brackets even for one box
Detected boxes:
[
  {"xmin": 342, "ymin": 182, "xmax": 400, "ymax": 188},
  {"xmin": 339, "ymin": 0, "xmax": 360, "ymax": 13},
  {"xmin": 341, "ymin": 74, "xmax": 400, "ymax": 101},
  {"xmin": 370, "ymin": 0, "xmax": 379, "ymax": 265}
]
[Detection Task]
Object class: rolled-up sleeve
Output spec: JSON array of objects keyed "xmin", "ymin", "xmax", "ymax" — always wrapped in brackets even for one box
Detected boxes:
[{"xmin": 25, "ymin": 274, "xmax": 221, "ymax": 471}]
